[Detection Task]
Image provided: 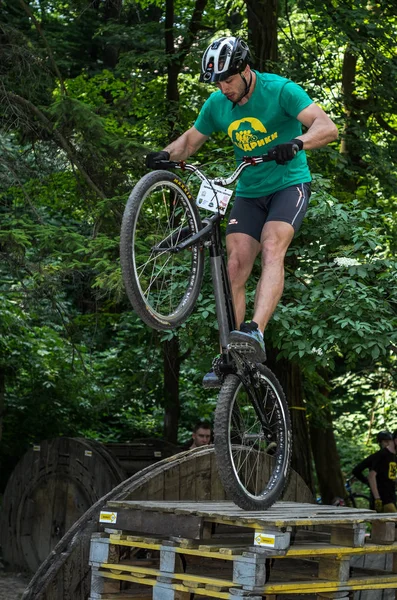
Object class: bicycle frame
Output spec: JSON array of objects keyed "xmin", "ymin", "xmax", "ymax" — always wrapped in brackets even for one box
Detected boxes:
[
  {"xmin": 161, "ymin": 208, "xmax": 236, "ymax": 354},
  {"xmin": 152, "ymin": 153, "xmax": 277, "ymax": 365}
]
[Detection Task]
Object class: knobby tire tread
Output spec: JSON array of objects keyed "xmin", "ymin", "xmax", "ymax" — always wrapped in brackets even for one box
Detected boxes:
[{"xmin": 214, "ymin": 365, "xmax": 292, "ymax": 511}]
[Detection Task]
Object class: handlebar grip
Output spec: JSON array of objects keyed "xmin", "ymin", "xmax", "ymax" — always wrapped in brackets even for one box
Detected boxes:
[
  {"xmin": 155, "ymin": 160, "xmax": 180, "ymax": 169},
  {"xmin": 261, "ymin": 150, "xmax": 276, "ymax": 162}
]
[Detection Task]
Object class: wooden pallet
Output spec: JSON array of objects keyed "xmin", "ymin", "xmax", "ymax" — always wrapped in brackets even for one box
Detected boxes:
[{"xmin": 88, "ymin": 500, "xmax": 397, "ymax": 599}]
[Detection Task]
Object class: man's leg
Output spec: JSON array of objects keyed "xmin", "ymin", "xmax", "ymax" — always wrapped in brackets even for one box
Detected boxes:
[
  {"xmin": 202, "ymin": 232, "xmax": 260, "ymax": 388},
  {"xmin": 226, "ymin": 232, "xmax": 260, "ymax": 326},
  {"xmin": 252, "ymin": 221, "xmax": 295, "ymax": 333},
  {"xmin": 227, "ymin": 221, "xmax": 294, "ymax": 363}
]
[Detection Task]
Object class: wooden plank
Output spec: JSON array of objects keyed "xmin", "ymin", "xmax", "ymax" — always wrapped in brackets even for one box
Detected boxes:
[
  {"xmin": 371, "ymin": 522, "xmax": 397, "ymax": 545},
  {"xmin": 105, "ymin": 500, "xmax": 383, "ymax": 527},
  {"xmin": 282, "ymin": 469, "xmax": 298, "ymax": 502},
  {"xmin": 179, "ymin": 455, "xmax": 196, "ymax": 501},
  {"xmin": 210, "ymin": 452, "xmax": 226, "ymax": 501},
  {"xmin": 330, "ymin": 524, "xmax": 366, "ymax": 547},
  {"xmin": 318, "ymin": 557, "xmax": 350, "ymax": 581},
  {"xmin": 164, "ymin": 464, "xmax": 179, "ymax": 501},
  {"xmin": 101, "ymin": 507, "xmax": 204, "ymax": 539},
  {"xmin": 89, "ymin": 593, "xmax": 152, "ymax": 599},
  {"xmin": 283, "ymin": 542, "xmax": 397, "ymax": 558},
  {"xmin": 194, "ymin": 455, "xmax": 212, "ymax": 501},
  {"xmin": 99, "ymin": 567, "xmax": 240, "ymax": 595},
  {"xmin": 144, "ymin": 471, "xmax": 165, "ymax": 501},
  {"xmin": 262, "ymin": 574, "xmax": 397, "ymax": 594}
]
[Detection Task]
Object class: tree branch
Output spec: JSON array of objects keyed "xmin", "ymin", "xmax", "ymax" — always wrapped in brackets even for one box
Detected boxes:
[
  {"xmin": 6, "ymin": 92, "xmax": 106, "ymax": 199},
  {"xmin": 178, "ymin": 0, "xmax": 208, "ymax": 64},
  {"xmin": 374, "ymin": 114, "xmax": 397, "ymax": 136},
  {"xmin": 18, "ymin": 0, "xmax": 67, "ymax": 95}
]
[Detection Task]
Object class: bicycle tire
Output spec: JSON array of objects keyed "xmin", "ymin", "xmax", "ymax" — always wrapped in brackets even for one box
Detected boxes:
[
  {"xmin": 214, "ymin": 364, "xmax": 291, "ymax": 511},
  {"xmin": 350, "ymin": 494, "xmax": 371, "ymax": 509},
  {"xmin": 120, "ymin": 170, "xmax": 204, "ymax": 330}
]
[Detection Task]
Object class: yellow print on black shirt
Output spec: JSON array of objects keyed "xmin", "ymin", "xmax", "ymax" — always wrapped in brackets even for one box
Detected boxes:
[
  {"xmin": 227, "ymin": 118, "xmax": 278, "ymax": 152},
  {"xmin": 388, "ymin": 461, "xmax": 397, "ymax": 480}
]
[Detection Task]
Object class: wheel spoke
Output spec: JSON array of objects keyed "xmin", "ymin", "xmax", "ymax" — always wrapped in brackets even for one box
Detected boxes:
[
  {"xmin": 120, "ymin": 172, "xmax": 204, "ymax": 330},
  {"xmin": 215, "ymin": 367, "xmax": 291, "ymax": 509},
  {"xmin": 132, "ymin": 181, "xmax": 199, "ymax": 318}
]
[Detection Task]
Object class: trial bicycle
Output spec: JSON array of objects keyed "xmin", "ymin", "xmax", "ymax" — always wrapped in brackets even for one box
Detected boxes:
[
  {"xmin": 345, "ymin": 476, "xmax": 371, "ymax": 509},
  {"xmin": 120, "ymin": 152, "xmax": 293, "ymax": 510},
  {"xmin": 316, "ymin": 477, "xmax": 371, "ymax": 509}
]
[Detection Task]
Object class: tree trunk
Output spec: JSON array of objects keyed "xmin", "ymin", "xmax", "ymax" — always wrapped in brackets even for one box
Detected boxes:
[
  {"xmin": 103, "ymin": 0, "xmax": 122, "ymax": 68},
  {"xmin": 0, "ymin": 367, "xmax": 4, "ymax": 443},
  {"xmin": 160, "ymin": 0, "xmax": 207, "ymax": 437},
  {"xmin": 164, "ymin": 0, "xmax": 179, "ymax": 134},
  {"xmin": 309, "ymin": 404, "xmax": 346, "ymax": 505},
  {"xmin": 163, "ymin": 336, "xmax": 181, "ymax": 443},
  {"xmin": 340, "ymin": 46, "xmax": 359, "ymax": 166},
  {"xmin": 245, "ymin": 0, "xmax": 278, "ymax": 70},
  {"xmin": 267, "ymin": 354, "xmax": 314, "ymax": 491},
  {"xmin": 339, "ymin": 45, "xmax": 370, "ymax": 191}
]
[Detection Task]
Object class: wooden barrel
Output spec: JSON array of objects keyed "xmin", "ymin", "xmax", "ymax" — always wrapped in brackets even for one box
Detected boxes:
[
  {"xmin": 105, "ymin": 438, "xmax": 180, "ymax": 476},
  {"xmin": 21, "ymin": 446, "xmax": 314, "ymax": 600},
  {"xmin": 0, "ymin": 437, "xmax": 126, "ymax": 573}
]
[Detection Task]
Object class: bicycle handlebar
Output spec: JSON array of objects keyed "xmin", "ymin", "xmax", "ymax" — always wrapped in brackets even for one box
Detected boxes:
[{"xmin": 153, "ymin": 145, "xmax": 300, "ymax": 187}]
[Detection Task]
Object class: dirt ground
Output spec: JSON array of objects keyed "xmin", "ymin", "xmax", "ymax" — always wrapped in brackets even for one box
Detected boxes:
[{"xmin": 0, "ymin": 571, "xmax": 31, "ymax": 600}]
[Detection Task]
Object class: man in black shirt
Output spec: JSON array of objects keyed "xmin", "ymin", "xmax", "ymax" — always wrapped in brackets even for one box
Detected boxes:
[
  {"xmin": 352, "ymin": 430, "xmax": 393, "ymax": 485},
  {"xmin": 351, "ymin": 431, "xmax": 393, "ymax": 509},
  {"xmin": 368, "ymin": 436, "xmax": 397, "ymax": 513}
]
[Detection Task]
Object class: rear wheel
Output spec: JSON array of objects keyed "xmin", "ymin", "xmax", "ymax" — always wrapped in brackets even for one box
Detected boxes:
[
  {"xmin": 351, "ymin": 494, "xmax": 371, "ymax": 509},
  {"xmin": 120, "ymin": 170, "xmax": 204, "ymax": 330},
  {"xmin": 214, "ymin": 364, "xmax": 291, "ymax": 510}
]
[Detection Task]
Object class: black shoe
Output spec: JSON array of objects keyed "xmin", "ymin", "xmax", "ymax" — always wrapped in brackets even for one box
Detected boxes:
[
  {"xmin": 228, "ymin": 321, "xmax": 266, "ymax": 363},
  {"xmin": 202, "ymin": 369, "xmax": 221, "ymax": 389}
]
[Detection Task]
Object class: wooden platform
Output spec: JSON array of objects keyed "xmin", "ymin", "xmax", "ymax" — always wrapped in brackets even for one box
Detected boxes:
[{"xmin": 88, "ymin": 500, "xmax": 397, "ymax": 599}]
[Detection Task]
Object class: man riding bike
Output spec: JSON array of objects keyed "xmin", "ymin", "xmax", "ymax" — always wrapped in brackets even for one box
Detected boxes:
[{"xmin": 145, "ymin": 36, "xmax": 338, "ymax": 386}]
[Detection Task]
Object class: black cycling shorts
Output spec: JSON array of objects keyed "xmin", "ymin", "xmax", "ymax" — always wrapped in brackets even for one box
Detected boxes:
[{"xmin": 226, "ymin": 182, "xmax": 311, "ymax": 242}]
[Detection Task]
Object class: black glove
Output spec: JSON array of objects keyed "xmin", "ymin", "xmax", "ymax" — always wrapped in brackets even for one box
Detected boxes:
[
  {"xmin": 269, "ymin": 138, "xmax": 303, "ymax": 165},
  {"xmin": 145, "ymin": 150, "xmax": 170, "ymax": 169}
]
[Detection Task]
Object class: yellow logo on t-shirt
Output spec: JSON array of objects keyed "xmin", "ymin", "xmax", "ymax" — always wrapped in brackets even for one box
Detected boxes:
[
  {"xmin": 388, "ymin": 461, "xmax": 397, "ymax": 479},
  {"xmin": 227, "ymin": 117, "xmax": 278, "ymax": 151}
]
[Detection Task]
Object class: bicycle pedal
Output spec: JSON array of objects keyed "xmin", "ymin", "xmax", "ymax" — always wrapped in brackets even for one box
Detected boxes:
[{"xmin": 227, "ymin": 342, "xmax": 255, "ymax": 353}]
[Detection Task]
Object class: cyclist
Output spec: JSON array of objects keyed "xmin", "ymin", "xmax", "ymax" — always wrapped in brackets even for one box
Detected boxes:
[
  {"xmin": 145, "ymin": 36, "xmax": 338, "ymax": 386},
  {"xmin": 352, "ymin": 430, "xmax": 393, "ymax": 509}
]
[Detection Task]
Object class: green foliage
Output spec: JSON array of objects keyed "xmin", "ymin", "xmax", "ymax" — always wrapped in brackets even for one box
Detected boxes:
[
  {"xmin": 264, "ymin": 182, "xmax": 397, "ymax": 367},
  {"xmin": 0, "ymin": 0, "xmax": 396, "ymax": 494}
]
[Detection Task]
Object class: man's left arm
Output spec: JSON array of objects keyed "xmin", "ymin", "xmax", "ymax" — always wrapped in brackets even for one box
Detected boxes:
[{"xmin": 295, "ymin": 103, "xmax": 338, "ymax": 150}]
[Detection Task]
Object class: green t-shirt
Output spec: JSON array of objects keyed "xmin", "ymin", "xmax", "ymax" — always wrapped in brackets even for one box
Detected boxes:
[{"xmin": 194, "ymin": 71, "xmax": 313, "ymax": 197}]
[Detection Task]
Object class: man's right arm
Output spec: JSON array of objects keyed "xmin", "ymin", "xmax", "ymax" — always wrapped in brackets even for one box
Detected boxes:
[
  {"xmin": 352, "ymin": 454, "xmax": 374, "ymax": 485},
  {"xmin": 164, "ymin": 127, "xmax": 209, "ymax": 161},
  {"xmin": 368, "ymin": 469, "xmax": 383, "ymax": 511}
]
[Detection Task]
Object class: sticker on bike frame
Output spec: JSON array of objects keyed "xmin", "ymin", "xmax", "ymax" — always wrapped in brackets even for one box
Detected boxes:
[
  {"xmin": 196, "ymin": 181, "xmax": 233, "ymax": 215},
  {"xmin": 254, "ymin": 531, "xmax": 276, "ymax": 547}
]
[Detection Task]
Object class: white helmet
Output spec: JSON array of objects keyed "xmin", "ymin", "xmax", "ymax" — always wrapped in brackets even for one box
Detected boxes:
[{"xmin": 200, "ymin": 36, "xmax": 251, "ymax": 83}]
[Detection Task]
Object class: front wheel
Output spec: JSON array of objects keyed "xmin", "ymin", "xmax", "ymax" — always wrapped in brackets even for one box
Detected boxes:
[
  {"xmin": 214, "ymin": 364, "xmax": 292, "ymax": 510},
  {"xmin": 120, "ymin": 170, "xmax": 204, "ymax": 330}
]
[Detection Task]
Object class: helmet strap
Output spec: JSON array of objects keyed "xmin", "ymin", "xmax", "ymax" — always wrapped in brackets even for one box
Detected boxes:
[{"xmin": 231, "ymin": 71, "xmax": 253, "ymax": 109}]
